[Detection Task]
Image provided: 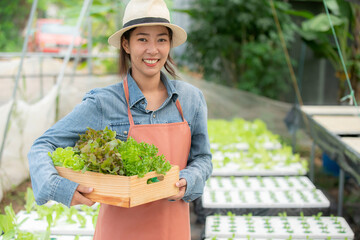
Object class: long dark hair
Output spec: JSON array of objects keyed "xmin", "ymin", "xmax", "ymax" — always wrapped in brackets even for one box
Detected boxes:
[{"xmin": 118, "ymin": 27, "xmax": 178, "ymax": 78}]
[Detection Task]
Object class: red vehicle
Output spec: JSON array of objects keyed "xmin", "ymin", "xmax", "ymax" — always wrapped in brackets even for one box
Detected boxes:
[{"xmin": 28, "ymin": 18, "xmax": 87, "ymax": 54}]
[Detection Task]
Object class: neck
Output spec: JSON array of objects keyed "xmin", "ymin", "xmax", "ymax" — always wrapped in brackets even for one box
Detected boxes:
[{"xmin": 132, "ymin": 71, "xmax": 163, "ymax": 93}]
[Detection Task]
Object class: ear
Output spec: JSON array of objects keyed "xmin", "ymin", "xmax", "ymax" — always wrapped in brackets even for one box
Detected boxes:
[{"xmin": 122, "ymin": 38, "xmax": 130, "ymax": 54}]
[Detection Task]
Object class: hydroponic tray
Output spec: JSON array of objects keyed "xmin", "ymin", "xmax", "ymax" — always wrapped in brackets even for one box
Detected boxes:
[
  {"xmin": 205, "ymin": 176, "xmax": 315, "ymax": 190},
  {"xmin": 211, "ymin": 141, "xmax": 282, "ymax": 151},
  {"xmin": 0, "ymin": 236, "xmax": 93, "ymax": 240},
  {"xmin": 50, "ymin": 236, "xmax": 93, "ymax": 240},
  {"xmin": 204, "ymin": 238, "xmax": 327, "ymax": 240},
  {"xmin": 202, "ymin": 189, "xmax": 330, "ymax": 209},
  {"xmin": 211, "ymin": 152, "xmax": 307, "ymax": 176},
  {"xmin": 312, "ymin": 115, "xmax": 360, "ymax": 135},
  {"xmin": 301, "ymin": 105, "xmax": 360, "ymax": 116},
  {"xmin": 205, "ymin": 215, "xmax": 354, "ymax": 239},
  {"xmin": 212, "ymin": 162, "xmax": 307, "ymax": 176},
  {"xmin": 16, "ymin": 211, "xmax": 95, "ymax": 236},
  {"xmin": 212, "ymin": 151, "xmax": 290, "ymax": 161}
]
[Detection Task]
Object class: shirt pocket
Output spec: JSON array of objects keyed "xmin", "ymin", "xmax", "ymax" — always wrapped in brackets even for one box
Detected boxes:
[{"xmin": 109, "ymin": 122, "xmax": 130, "ymax": 141}]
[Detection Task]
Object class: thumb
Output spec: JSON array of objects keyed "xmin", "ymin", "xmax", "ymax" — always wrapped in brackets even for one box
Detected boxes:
[
  {"xmin": 77, "ymin": 185, "xmax": 93, "ymax": 194},
  {"xmin": 176, "ymin": 178, "xmax": 187, "ymax": 188}
]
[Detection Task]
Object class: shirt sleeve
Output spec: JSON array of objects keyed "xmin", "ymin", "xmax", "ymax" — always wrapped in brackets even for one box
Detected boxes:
[
  {"xmin": 179, "ymin": 90, "xmax": 213, "ymax": 202},
  {"xmin": 27, "ymin": 91, "xmax": 103, "ymax": 207}
]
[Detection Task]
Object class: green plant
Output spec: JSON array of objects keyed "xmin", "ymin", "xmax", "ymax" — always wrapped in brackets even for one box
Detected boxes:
[
  {"xmin": 224, "ymin": 191, "xmax": 232, "ymax": 203},
  {"xmin": 49, "ymin": 127, "xmax": 172, "ymax": 177},
  {"xmin": 295, "ymin": 0, "xmax": 360, "ymax": 102},
  {"xmin": 0, "ymin": 204, "xmax": 49, "ymax": 240},
  {"xmin": 24, "ymin": 188, "xmax": 35, "ymax": 214},
  {"xmin": 178, "ymin": 0, "xmax": 296, "ymax": 100},
  {"xmin": 278, "ymin": 211, "xmax": 288, "ymax": 219},
  {"xmin": 0, "ymin": 188, "xmax": 101, "ymax": 239},
  {"xmin": 230, "ymin": 176, "xmax": 237, "ymax": 187},
  {"xmin": 0, "ymin": 0, "xmax": 44, "ymax": 52},
  {"xmin": 238, "ymin": 191, "xmax": 246, "ymax": 203}
]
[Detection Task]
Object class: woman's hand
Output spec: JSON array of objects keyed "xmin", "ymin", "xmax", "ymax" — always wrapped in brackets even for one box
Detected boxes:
[
  {"xmin": 70, "ymin": 185, "xmax": 95, "ymax": 207},
  {"xmin": 168, "ymin": 178, "xmax": 187, "ymax": 201}
]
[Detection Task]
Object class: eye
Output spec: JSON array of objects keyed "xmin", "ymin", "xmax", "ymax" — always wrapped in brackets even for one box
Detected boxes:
[
  {"xmin": 138, "ymin": 38, "xmax": 147, "ymax": 42},
  {"xmin": 158, "ymin": 38, "xmax": 168, "ymax": 42}
]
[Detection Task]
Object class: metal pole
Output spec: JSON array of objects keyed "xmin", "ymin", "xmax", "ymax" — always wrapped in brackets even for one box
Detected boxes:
[
  {"xmin": 54, "ymin": 0, "xmax": 92, "ymax": 88},
  {"xmin": 54, "ymin": 0, "xmax": 93, "ymax": 121},
  {"xmin": 0, "ymin": 0, "xmax": 38, "ymax": 164},
  {"xmin": 292, "ymin": 129, "xmax": 297, "ymax": 154},
  {"xmin": 318, "ymin": 59, "xmax": 326, "ymax": 104},
  {"xmin": 87, "ymin": 16, "xmax": 93, "ymax": 75},
  {"xmin": 338, "ymin": 168, "xmax": 345, "ymax": 216},
  {"xmin": 39, "ymin": 55, "xmax": 44, "ymax": 98},
  {"xmin": 70, "ymin": 9, "xmax": 91, "ymax": 84},
  {"xmin": 309, "ymin": 141, "xmax": 316, "ymax": 182},
  {"xmin": 70, "ymin": 45, "xmax": 82, "ymax": 84}
]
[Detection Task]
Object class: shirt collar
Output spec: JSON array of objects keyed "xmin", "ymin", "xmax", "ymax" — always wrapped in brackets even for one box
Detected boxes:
[{"xmin": 126, "ymin": 71, "xmax": 179, "ymax": 109}]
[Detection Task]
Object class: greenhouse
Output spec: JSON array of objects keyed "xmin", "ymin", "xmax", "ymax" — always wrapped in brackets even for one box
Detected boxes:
[{"xmin": 0, "ymin": 0, "xmax": 359, "ymax": 239}]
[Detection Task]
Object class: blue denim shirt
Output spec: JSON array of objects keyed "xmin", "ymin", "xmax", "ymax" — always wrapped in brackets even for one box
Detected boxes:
[{"xmin": 28, "ymin": 72, "xmax": 212, "ymax": 207}]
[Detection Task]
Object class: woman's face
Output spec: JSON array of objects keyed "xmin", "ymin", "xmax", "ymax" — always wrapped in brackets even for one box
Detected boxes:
[{"xmin": 122, "ymin": 25, "xmax": 171, "ymax": 80}]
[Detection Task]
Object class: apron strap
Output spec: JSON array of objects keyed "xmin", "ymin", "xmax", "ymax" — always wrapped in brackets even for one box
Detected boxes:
[
  {"xmin": 175, "ymin": 99, "xmax": 186, "ymax": 122},
  {"xmin": 123, "ymin": 77, "xmax": 135, "ymax": 126},
  {"xmin": 123, "ymin": 77, "xmax": 187, "ymax": 125}
]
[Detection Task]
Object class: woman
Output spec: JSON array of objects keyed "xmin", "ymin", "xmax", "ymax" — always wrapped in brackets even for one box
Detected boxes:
[{"xmin": 28, "ymin": 0, "xmax": 212, "ymax": 239}]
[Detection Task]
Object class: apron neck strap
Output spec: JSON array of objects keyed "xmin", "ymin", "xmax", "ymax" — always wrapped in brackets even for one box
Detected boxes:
[
  {"xmin": 123, "ymin": 77, "xmax": 187, "ymax": 125},
  {"xmin": 175, "ymin": 99, "xmax": 186, "ymax": 121},
  {"xmin": 123, "ymin": 77, "xmax": 134, "ymax": 126}
]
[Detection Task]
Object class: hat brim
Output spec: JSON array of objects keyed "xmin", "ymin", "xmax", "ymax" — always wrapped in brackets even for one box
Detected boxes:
[{"xmin": 108, "ymin": 22, "xmax": 187, "ymax": 49}]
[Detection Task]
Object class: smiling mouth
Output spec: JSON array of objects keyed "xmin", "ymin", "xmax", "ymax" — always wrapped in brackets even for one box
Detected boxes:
[{"xmin": 143, "ymin": 59, "xmax": 159, "ymax": 65}]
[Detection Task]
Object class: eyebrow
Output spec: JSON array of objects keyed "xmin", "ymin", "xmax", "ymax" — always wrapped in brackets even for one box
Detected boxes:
[{"xmin": 135, "ymin": 32, "xmax": 169, "ymax": 37}]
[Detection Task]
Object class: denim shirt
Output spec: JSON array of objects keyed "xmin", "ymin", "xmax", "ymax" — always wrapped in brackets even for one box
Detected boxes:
[{"xmin": 28, "ymin": 71, "xmax": 213, "ymax": 207}]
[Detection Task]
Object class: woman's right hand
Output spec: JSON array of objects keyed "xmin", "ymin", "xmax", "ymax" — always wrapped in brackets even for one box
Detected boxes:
[{"xmin": 70, "ymin": 185, "xmax": 95, "ymax": 207}]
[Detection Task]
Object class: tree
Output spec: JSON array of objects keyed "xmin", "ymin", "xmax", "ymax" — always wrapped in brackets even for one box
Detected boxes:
[
  {"xmin": 0, "ymin": 0, "xmax": 36, "ymax": 51},
  {"xmin": 179, "ymin": 0, "xmax": 297, "ymax": 100}
]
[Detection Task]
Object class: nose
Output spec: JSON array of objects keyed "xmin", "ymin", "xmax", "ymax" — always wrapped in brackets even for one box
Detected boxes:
[{"xmin": 146, "ymin": 40, "xmax": 159, "ymax": 55}]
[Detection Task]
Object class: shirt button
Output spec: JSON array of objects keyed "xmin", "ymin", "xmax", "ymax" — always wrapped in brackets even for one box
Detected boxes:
[
  {"xmin": 141, "ymin": 101, "xmax": 145, "ymax": 104},
  {"xmin": 123, "ymin": 131, "xmax": 128, "ymax": 135},
  {"xmin": 153, "ymin": 114, "xmax": 156, "ymax": 118}
]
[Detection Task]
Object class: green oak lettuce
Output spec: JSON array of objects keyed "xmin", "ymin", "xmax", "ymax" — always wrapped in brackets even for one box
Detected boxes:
[{"xmin": 48, "ymin": 127, "xmax": 171, "ymax": 177}]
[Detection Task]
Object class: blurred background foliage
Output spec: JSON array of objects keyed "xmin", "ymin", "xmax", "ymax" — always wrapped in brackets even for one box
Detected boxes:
[
  {"xmin": 178, "ymin": 0, "xmax": 297, "ymax": 101},
  {"xmin": 0, "ymin": 0, "xmax": 44, "ymax": 52},
  {"xmin": 0, "ymin": 0, "xmax": 359, "ymax": 102},
  {"xmin": 295, "ymin": 0, "xmax": 360, "ymax": 102}
]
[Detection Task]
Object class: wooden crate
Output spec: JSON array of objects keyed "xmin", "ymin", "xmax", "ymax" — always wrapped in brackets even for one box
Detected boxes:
[{"xmin": 56, "ymin": 165, "xmax": 179, "ymax": 208}]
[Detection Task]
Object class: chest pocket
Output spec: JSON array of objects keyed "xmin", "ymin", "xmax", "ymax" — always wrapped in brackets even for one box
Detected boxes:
[{"xmin": 109, "ymin": 122, "xmax": 130, "ymax": 141}]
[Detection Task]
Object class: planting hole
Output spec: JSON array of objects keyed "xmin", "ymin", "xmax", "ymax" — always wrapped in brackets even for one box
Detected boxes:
[{"xmin": 147, "ymin": 175, "xmax": 164, "ymax": 184}]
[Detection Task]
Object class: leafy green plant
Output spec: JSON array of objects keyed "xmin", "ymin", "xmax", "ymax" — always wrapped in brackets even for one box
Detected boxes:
[
  {"xmin": 49, "ymin": 127, "xmax": 172, "ymax": 178},
  {"xmin": 24, "ymin": 188, "xmax": 35, "ymax": 214},
  {"xmin": 209, "ymin": 118, "xmax": 308, "ymax": 173},
  {"xmin": 0, "ymin": 188, "xmax": 102, "ymax": 239},
  {"xmin": 0, "ymin": 204, "xmax": 16, "ymax": 238},
  {"xmin": 278, "ymin": 211, "xmax": 288, "ymax": 220},
  {"xmin": 178, "ymin": 0, "xmax": 296, "ymax": 100},
  {"xmin": 0, "ymin": 0, "xmax": 45, "ymax": 52},
  {"xmin": 238, "ymin": 191, "xmax": 246, "ymax": 203},
  {"xmin": 294, "ymin": 0, "xmax": 360, "ymax": 102},
  {"xmin": 0, "ymin": 204, "xmax": 47, "ymax": 240}
]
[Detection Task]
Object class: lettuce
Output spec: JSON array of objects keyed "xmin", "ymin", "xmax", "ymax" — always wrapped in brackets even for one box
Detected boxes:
[{"xmin": 49, "ymin": 127, "xmax": 171, "ymax": 177}]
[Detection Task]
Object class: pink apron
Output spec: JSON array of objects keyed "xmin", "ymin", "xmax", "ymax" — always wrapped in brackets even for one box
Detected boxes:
[{"xmin": 93, "ymin": 78, "xmax": 192, "ymax": 240}]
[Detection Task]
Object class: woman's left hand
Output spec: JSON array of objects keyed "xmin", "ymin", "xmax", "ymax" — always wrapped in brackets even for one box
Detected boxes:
[{"xmin": 167, "ymin": 178, "xmax": 187, "ymax": 201}]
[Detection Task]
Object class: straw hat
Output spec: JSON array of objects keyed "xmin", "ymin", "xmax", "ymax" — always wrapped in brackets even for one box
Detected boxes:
[{"xmin": 108, "ymin": 0, "xmax": 187, "ymax": 49}]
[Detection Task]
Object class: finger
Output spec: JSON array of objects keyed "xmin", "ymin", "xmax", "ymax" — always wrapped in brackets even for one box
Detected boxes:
[
  {"xmin": 76, "ymin": 185, "xmax": 93, "ymax": 194},
  {"xmin": 71, "ymin": 191, "xmax": 95, "ymax": 207},
  {"xmin": 168, "ymin": 186, "xmax": 186, "ymax": 201}
]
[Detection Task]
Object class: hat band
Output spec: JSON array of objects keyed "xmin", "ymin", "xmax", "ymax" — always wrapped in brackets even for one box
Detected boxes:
[{"xmin": 123, "ymin": 17, "xmax": 170, "ymax": 28}]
